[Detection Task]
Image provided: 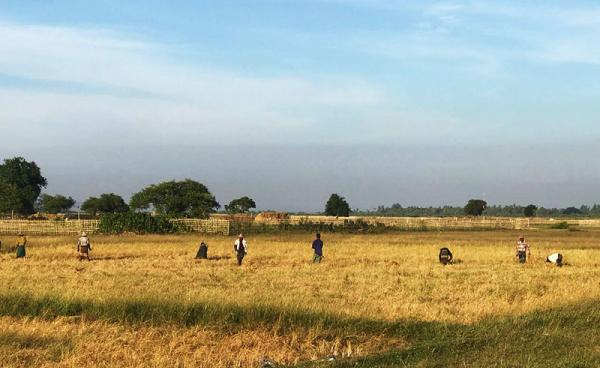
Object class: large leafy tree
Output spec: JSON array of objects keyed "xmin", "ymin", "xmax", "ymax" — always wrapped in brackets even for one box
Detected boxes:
[
  {"xmin": 325, "ymin": 193, "xmax": 351, "ymax": 217},
  {"xmin": 81, "ymin": 193, "xmax": 129, "ymax": 216},
  {"xmin": 225, "ymin": 196, "xmax": 256, "ymax": 213},
  {"xmin": 0, "ymin": 157, "xmax": 47, "ymax": 214},
  {"xmin": 129, "ymin": 179, "xmax": 220, "ymax": 218},
  {"xmin": 38, "ymin": 194, "xmax": 75, "ymax": 214},
  {"xmin": 464, "ymin": 199, "xmax": 488, "ymax": 216},
  {"xmin": 0, "ymin": 178, "xmax": 21, "ymax": 215},
  {"xmin": 524, "ymin": 204, "xmax": 538, "ymax": 217}
]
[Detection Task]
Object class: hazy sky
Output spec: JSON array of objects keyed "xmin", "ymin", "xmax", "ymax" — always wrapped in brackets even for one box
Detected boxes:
[{"xmin": 1, "ymin": 1, "xmax": 599, "ymax": 211}]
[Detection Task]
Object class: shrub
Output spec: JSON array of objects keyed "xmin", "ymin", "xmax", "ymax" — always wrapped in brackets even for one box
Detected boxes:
[{"xmin": 98, "ymin": 212, "xmax": 189, "ymax": 234}]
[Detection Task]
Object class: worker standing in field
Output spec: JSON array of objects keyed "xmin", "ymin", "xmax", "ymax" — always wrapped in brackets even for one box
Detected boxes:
[
  {"xmin": 77, "ymin": 232, "xmax": 92, "ymax": 261},
  {"xmin": 516, "ymin": 236, "xmax": 530, "ymax": 263},
  {"xmin": 312, "ymin": 233, "xmax": 324, "ymax": 263},
  {"xmin": 16, "ymin": 232, "xmax": 27, "ymax": 258},
  {"xmin": 234, "ymin": 234, "xmax": 247, "ymax": 266},
  {"xmin": 196, "ymin": 241, "xmax": 208, "ymax": 259}
]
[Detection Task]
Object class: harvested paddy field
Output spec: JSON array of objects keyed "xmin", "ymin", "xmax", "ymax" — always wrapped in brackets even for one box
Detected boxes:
[{"xmin": 0, "ymin": 230, "xmax": 599, "ymax": 367}]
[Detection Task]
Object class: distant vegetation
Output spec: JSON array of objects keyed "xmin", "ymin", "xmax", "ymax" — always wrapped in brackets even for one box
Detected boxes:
[
  {"xmin": 2, "ymin": 155, "xmax": 600, "ymax": 219},
  {"xmin": 356, "ymin": 203, "xmax": 600, "ymax": 218},
  {"xmin": 325, "ymin": 193, "xmax": 351, "ymax": 217},
  {"xmin": 225, "ymin": 196, "xmax": 256, "ymax": 213}
]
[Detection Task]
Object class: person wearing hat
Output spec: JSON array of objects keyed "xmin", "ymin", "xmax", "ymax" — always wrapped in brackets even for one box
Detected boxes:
[
  {"xmin": 233, "ymin": 234, "xmax": 247, "ymax": 266},
  {"xmin": 77, "ymin": 231, "xmax": 92, "ymax": 261},
  {"xmin": 516, "ymin": 235, "xmax": 530, "ymax": 263},
  {"xmin": 196, "ymin": 241, "xmax": 208, "ymax": 260},
  {"xmin": 15, "ymin": 232, "xmax": 27, "ymax": 258}
]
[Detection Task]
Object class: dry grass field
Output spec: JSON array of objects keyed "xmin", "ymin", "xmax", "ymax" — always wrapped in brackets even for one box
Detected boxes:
[{"xmin": 0, "ymin": 230, "xmax": 599, "ymax": 367}]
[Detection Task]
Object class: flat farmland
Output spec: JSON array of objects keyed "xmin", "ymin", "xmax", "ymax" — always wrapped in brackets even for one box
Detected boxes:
[{"xmin": 0, "ymin": 230, "xmax": 599, "ymax": 367}]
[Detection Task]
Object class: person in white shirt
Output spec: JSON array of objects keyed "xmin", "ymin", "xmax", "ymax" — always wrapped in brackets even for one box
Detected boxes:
[
  {"xmin": 77, "ymin": 232, "xmax": 92, "ymax": 261},
  {"xmin": 516, "ymin": 236, "xmax": 530, "ymax": 263},
  {"xmin": 234, "ymin": 234, "xmax": 247, "ymax": 266},
  {"xmin": 546, "ymin": 253, "xmax": 563, "ymax": 267}
]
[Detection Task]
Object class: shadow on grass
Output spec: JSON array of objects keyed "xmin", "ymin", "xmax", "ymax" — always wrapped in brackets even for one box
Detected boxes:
[
  {"xmin": 0, "ymin": 293, "xmax": 598, "ymax": 367},
  {"xmin": 295, "ymin": 299, "xmax": 600, "ymax": 368},
  {"xmin": 90, "ymin": 255, "xmax": 137, "ymax": 261},
  {"xmin": 0, "ymin": 330, "xmax": 73, "ymax": 365}
]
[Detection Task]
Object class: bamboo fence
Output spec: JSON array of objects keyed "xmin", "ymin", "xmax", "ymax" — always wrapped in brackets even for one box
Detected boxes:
[
  {"xmin": 0, "ymin": 219, "xmax": 230, "ymax": 235},
  {"xmin": 0, "ymin": 220, "xmax": 100, "ymax": 235},
  {"xmin": 2, "ymin": 217, "xmax": 599, "ymax": 236}
]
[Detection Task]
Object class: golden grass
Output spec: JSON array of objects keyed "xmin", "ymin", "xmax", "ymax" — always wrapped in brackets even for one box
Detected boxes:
[{"xmin": 0, "ymin": 230, "xmax": 599, "ymax": 367}]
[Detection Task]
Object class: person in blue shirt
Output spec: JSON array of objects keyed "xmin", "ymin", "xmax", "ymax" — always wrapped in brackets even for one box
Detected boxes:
[{"xmin": 312, "ymin": 233, "xmax": 324, "ymax": 263}]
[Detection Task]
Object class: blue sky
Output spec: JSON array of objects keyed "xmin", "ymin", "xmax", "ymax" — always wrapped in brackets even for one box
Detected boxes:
[{"xmin": 1, "ymin": 1, "xmax": 599, "ymax": 211}]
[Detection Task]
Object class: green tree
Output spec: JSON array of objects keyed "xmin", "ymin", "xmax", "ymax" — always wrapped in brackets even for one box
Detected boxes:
[
  {"xmin": 129, "ymin": 179, "xmax": 219, "ymax": 218},
  {"xmin": 325, "ymin": 193, "xmax": 351, "ymax": 217},
  {"xmin": 563, "ymin": 207, "xmax": 582, "ymax": 216},
  {"xmin": 0, "ymin": 178, "xmax": 20, "ymax": 215},
  {"xmin": 38, "ymin": 194, "xmax": 75, "ymax": 214},
  {"xmin": 524, "ymin": 204, "xmax": 538, "ymax": 217},
  {"xmin": 225, "ymin": 196, "xmax": 256, "ymax": 213},
  {"xmin": 464, "ymin": 199, "xmax": 488, "ymax": 216},
  {"xmin": 81, "ymin": 193, "xmax": 129, "ymax": 216},
  {"xmin": 0, "ymin": 157, "xmax": 47, "ymax": 214}
]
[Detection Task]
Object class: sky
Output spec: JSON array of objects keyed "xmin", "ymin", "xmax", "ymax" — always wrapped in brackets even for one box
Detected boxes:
[{"xmin": 1, "ymin": 1, "xmax": 599, "ymax": 211}]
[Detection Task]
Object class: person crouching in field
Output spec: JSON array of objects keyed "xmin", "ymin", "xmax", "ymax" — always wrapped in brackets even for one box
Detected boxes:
[
  {"xmin": 546, "ymin": 252, "xmax": 563, "ymax": 267},
  {"xmin": 439, "ymin": 247, "xmax": 453, "ymax": 265},
  {"xmin": 234, "ymin": 234, "xmax": 247, "ymax": 266},
  {"xmin": 16, "ymin": 232, "xmax": 27, "ymax": 258},
  {"xmin": 77, "ymin": 232, "xmax": 92, "ymax": 261},
  {"xmin": 516, "ymin": 236, "xmax": 530, "ymax": 263},
  {"xmin": 312, "ymin": 233, "xmax": 324, "ymax": 263},
  {"xmin": 196, "ymin": 241, "xmax": 208, "ymax": 259}
]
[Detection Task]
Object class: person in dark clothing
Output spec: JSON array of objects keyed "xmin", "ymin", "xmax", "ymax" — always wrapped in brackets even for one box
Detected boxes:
[
  {"xmin": 196, "ymin": 241, "xmax": 208, "ymax": 259},
  {"xmin": 312, "ymin": 233, "xmax": 324, "ymax": 263},
  {"xmin": 439, "ymin": 247, "xmax": 453, "ymax": 265},
  {"xmin": 234, "ymin": 234, "xmax": 247, "ymax": 266}
]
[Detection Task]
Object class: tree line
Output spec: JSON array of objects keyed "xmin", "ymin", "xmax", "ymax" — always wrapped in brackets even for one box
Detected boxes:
[
  {"xmin": 357, "ymin": 202, "xmax": 600, "ymax": 218},
  {"xmin": 1, "ymin": 156, "xmax": 598, "ymax": 219}
]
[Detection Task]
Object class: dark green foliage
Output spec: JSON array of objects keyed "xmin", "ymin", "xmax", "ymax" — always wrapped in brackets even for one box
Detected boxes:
[
  {"xmin": 98, "ymin": 212, "xmax": 189, "ymax": 234},
  {"xmin": 0, "ymin": 178, "xmax": 20, "ymax": 215},
  {"xmin": 563, "ymin": 207, "xmax": 582, "ymax": 215},
  {"xmin": 230, "ymin": 218, "xmax": 393, "ymax": 235},
  {"xmin": 524, "ymin": 204, "xmax": 538, "ymax": 217},
  {"xmin": 464, "ymin": 199, "xmax": 487, "ymax": 216},
  {"xmin": 0, "ymin": 157, "xmax": 47, "ymax": 214},
  {"xmin": 225, "ymin": 196, "xmax": 256, "ymax": 213},
  {"xmin": 81, "ymin": 193, "xmax": 129, "ymax": 216},
  {"xmin": 37, "ymin": 194, "xmax": 75, "ymax": 214},
  {"xmin": 549, "ymin": 221, "xmax": 570, "ymax": 230},
  {"xmin": 325, "ymin": 193, "xmax": 351, "ymax": 217},
  {"xmin": 129, "ymin": 179, "xmax": 219, "ymax": 218}
]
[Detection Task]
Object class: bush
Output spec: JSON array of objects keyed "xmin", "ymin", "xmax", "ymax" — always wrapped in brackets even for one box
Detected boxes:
[
  {"xmin": 98, "ymin": 212, "xmax": 189, "ymax": 234},
  {"xmin": 548, "ymin": 221, "xmax": 570, "ymax": 230}
]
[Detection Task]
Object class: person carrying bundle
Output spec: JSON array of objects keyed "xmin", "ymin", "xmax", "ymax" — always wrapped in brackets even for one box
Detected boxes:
[
  {"xmin": 546, "ymin": 253, "xmax": 563, "ymax": 267},
  {"xmin": 77, "ymin": 232, "xmax": 92, "ymax": 261},
  {"xmin": 234, "ymin": 234, "xmax": 247, "ymax": 266},
  {"xmin": 516, "ymin": 236, "xmax": 530, "ymax": 263},
  {"xmin": 16, "ymin": 232, "xmax": 27, "ymax": 258},
  {"xmin": 439, "ymin": 247, "xmax": 453, "ymax": 265},
  {"xmin": 196, "ymin": 241, "xmax": 208, "ymax": 259}
]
